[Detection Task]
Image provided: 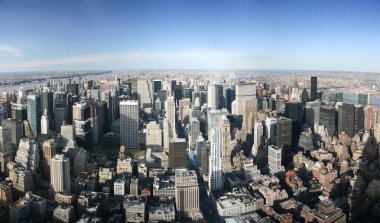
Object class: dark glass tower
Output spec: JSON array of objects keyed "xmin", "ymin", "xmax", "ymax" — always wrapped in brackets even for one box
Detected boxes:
[
  {"xmin": 311, "ymin": 76, "xmax": 318, "ymax": 101},
  {"xmin": 153, "ymin": 80, "xmax": 162, "ymax": 93},
  {"xmin": 285, "ymin": 101, "xmax": 302, "ymax": 146}
]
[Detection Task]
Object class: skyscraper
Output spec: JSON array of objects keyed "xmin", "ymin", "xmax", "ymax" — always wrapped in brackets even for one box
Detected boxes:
[
  {"xmin": 51, "ymin": 154, "xmax": 71, "ymax": 194},
  {"xmin": 43, "ymin": 139, "xmax": 56, "ymax": 181},
  {"xmin": 357, "ymin": 93, "xmax": 369, "ymax": 106},
  {"xmin": 320, "ymin": 105, "xmax": 336, "ymax": 136},
  {"xmin": 305, "ymin": 100, "xmax": 321, "ymax": 133},
  {"xmin": 0, "ymin": 123, "xmax": 12, "ymax": 173},
  {"xmin": 265, "ymin": 116, "xmax": 277, "ymax": 145},
  {"xmin": 268, "ymin": 145, "xmax": 284, "ymax": 174},
  {"xmin": 72, "ymin": 102, "xmax": 93, "ymax": 150},
  {"xmin": 209, "ymin": 127, "xmax": 223, "ymax": 191},
  {"xmin": 310, "ymin": 76, "xmax": 318, "ymax": 101},
  {"xmin": 276, "ymin": 117, "xmax": 292, "ymax": 149},
  {"xmin": 40, "ymin": 108, "xmax": 49, "ymax": 135},
  {"xmin": 27, "ymin": 94, "xmax": 42, "ymax": 138},
  {"xmin": 168, "ymin": 138, "xmax": 187, "ymax": 169},
  {"xmin": 137, "ymin": 79, "xmax": 153, "ymax": 109},
  {"xmin": 145, "ymin": 121, "xmax": 162, "ymax": 149},
  {"xmin": 341, "ymin": 103, "xmax": 355, "ymax": 137},
  {"xmin": 232, "ymin": 83, "xmax": 256, "ymax": 115},
  {"xmin": 153, "ymin": 79, "xmax": 162, "ymax": 93},
  {"xmin": 175, "ymin": 169, "xmax": 200, "ymax": 219},
  {"xmin": 120, "ymin": 100, "xmax": 139, "ymax": 150},
  {"xmin": 285, "ymin": 101, "xmax": 302, "ymax": 145},
  {"xmin": 165, "ymin": 95, "xmax": 177, "ymax": 139}
]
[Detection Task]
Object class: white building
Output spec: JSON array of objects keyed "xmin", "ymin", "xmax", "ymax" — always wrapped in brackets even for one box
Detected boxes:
[
  {"xmin": 15, "ymin": 138, "xmax": 39, "ymax": 172},
  {"xmin": 209, "ymin": 127, "xmax": 223, "ymax": 191},
  {"xmin": 165, "ymin": 95, "xmax": 176, "ymax": 139},
  {"xmin": 41, "ymin": 108, "xmax": 49, "ymax": 135},
  {"xmin": 268, "ymin": 145, "xmax": 284, "ymax": 174},
  {"xmin": 145, "ymin": 121, "xmax": 162, "ymax": 149},
  {"xmin": 232, "ymin": 83, "xmax": 256, "ymax": 115},
  {"xmin": 265, "ymin": 116, "xmax": 277, "ymax": 145},
  {"xmin": 51, "ymin": 154, "xmax": 71, "ymax": 194}
]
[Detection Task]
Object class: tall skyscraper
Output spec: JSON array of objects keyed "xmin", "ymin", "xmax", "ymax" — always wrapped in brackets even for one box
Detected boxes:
[
  {"xmin": 265, "ymin": 116, "xmax": 277, "ymax": 145},
  {"xmin": 51, "ymin": 154, "xmax": 71, "ymax": 194},
  {"xmin": 320, "ymin": 105, "xmax": 336, "ymax": 136},
  {"xmin": 137, "ymin": 79, "xmax": 153, "ymax": 109},
  {"xmin": 72, "ymin": 102, "xmax": 93, "ymax": 150},
  {"xmin": 165, "ymin": 95, "xmax": 177, "ymax": 139},
  {"xmin": 341, "ymin": 103, "xmax": 355, "ymax": 137},
  {"xmin": 120, "ymin": 100, "xmax": 139, "ymax": 150},
  {"xmin": 153, "ymin": 79, "xmax": 162, "ymax": 93},
  {"xmin": 42, "ymin": 91, "xmax": 54, "ymax": 131},
  {"xmin": 168, "ymin": 138, "xmax": 187, "ymax": 169},
  {"xmin": 207, "ymin": 84, "xmax": 224, "ymax": 110},
  {"xmin": 232, "ymin": 83, "xmax": 256, "ymax": 115},
  {"xmin": 354, "ymin": 104, "xmax": 364, "ymax": 134},
  {"xmin": 357, "ymin": 93, "xmax": 369, "ymax": 106},
  {"xmin": 209, "ymin": 127, "xmax": 223, "ymax": 191},
  {"xmin": 27, "ymin": 94, "xmax": 42, "ymax": 138},
  {"xmin": 43, "ymin": 139, "xmax": 56, "ymax": 181},
  {"xmin": 0, "ymin": 123, "xmax": 12, "ymax": 173},
  {"xmin": 219, "ymin": 116, "xmax": 232, "ymax": 173},
  {"xmin": 268, "ymin": 145, "xmax": 284, "ymax": 174},
  {"xmin": 40, "ymin": 108, "xmax": 49, "ymax": 135},
  {"xmin": 175, "ymin": 169, "xmax": 200, "ymax": 218},
  {"xmin": 254, "ymin": 120, "xmax": 264, "ymax": 148},
  {"xmin": 285, "ymin": 101, "xmax": 302, "ymax": 145},
  {"xmin": 310, "ymin": 76, "xmax": 318, "ymax": 101},
  {"xmin": 276, "ymin": 117, "xmax": 292, "ymax": 149},
  {"xmin": 305, "ymin": 100, "xmax": 321, "ymax": 133}
]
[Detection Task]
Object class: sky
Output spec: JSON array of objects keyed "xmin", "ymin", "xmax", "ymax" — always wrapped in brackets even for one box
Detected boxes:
[{"xmin": 0, "ymin": 0, "xmax": 379, "ymax": 72}]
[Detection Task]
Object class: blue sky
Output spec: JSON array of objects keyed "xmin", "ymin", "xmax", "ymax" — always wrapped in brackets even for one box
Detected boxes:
[{"xmin": 0, "ymin": 0, "xmax": 379, "ymax": 72}]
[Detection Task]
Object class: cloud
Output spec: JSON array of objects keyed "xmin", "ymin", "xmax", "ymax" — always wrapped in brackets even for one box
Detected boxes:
[
  {"xmin": 0, "ymin": 49, "xmax": 249, "ymax": 71},
  {"xmin": 0, "ymin": 44, "xmax": 22, "ymax": 56}
]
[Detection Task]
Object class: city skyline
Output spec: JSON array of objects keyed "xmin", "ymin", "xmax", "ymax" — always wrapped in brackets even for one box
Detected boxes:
[{"xmin": 0, "ymin": 0, "xmax": 379, "ymax": 72}]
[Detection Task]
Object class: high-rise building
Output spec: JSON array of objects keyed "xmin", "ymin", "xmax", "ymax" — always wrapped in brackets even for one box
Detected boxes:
[
  {"xmin": 276, "ymin": 117, "xmax": 292, "ymax": 149},
  {"xmin": 9, "ymin": 192, "xmax": 46, "ymax": 223},
  {"xmin": 51, "ymin": 154, "xmax": 71, "ymax": 194},
  {"xmin": 15, "ymin": 138, "xmax": 39, "ymax": 172},
  {"xmin": 42, "ymin": 91, "xmax": 54, "ymax": 131},
  {"xmin": 268, "ymin": 145, "xmax": 284, "ymax": 174},
  {"xmin": 207, "ymin": 84, "xmax": 224, "ymax": 110},
  {"xmin": 27, "ymin": 94, "xmax": 42, "ymax": 138},
  {"xmin": 144, "ymin": 121, "xmax": 162, "ymax": 149},
  {"xmin": 72, "ymin": 102, "xmax": 93, "ymax": 150},
  {"xmin": 175, "ymin": 169, "xmax": 200, "ymax": 219},
  {"xmin": 153, "ymin": 79, "xmax": 162, "ymax": 93},
  {"xmin": 168, "ymin": 138, "xmax": 187, "ymax": 169},
  {"xmin": 357, "ymin": 93, "xmax": 369, "ymax": 106},
  {"xmin": 265, "ymin": 116, "xmax": 277, "ymax": 145},
  {"xmin": 0, "ymin": 123, "xmax": 12, "ymax": 173},
  {"xmin": 163, "ymin": 117, "xmax": 170, "ymax": 152},
  {"xmin": 305, "ymin": 100, "xmax": 321, "ymax": 133},
  {"xmin": 42, "ymin": 139, "xmax": 56, "ymax": 181},
  {"xmin": 40, "ymin": 108, "xmax": 49, "ymax": 135},
  {"xmin": 354, "ymin": 104, "xmax": 364, "ymax": 134},
  {"xmin": 285, "ymin": 101, "xmax": 302, "ymax": 145},
  {"xmin": 219, "ymin": 116, "xmax": 232, "ymax": 173},
  {"xmin": 341, "ymin": 103, "xmax": 355, "ymax": 137},
  {"xmin": 310, "ymin": 76, "xmax": 318, "ymax": 101},
  {"xmin": 320, "ymin": 105, "xmax": 336, "ymax": 136},
  {"xmin": 232, "ymin": 83, "xmax": 256, "ymax": 115},
  {"xmin": 254, "ymin": 120, "xmax": 264, "ymax": 148},
  {"xmin": 165, "ymin": 95, "xmax": 177, "ymax": 139},
  {"xmin": 225, "ymin": 87, "xmax": 235, "ymax": 113},
  {"xmin": 120, "ymin": 100, "xmax": 139, "ymax": 150},
  {"xmin": 137, "ymin": 79, "xmax": 153, "ymax": 109},
  {"xmin": 209, "ymin": 127, "xmax": 223, "ymax": 191},
  {"xmin": 9, "ymin": 167, "xmax": 35, "ymax": 194}
]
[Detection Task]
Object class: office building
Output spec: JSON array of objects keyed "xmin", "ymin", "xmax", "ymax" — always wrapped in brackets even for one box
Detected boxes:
[
  {"xmin": 165, "ymin": 95, "xmax": 177, "ymax": 139},
  {"xmin": 168, "ymin": 138, "xmax": 187, "ymax": 169},
  {"xmin": 144, "ymin": 121, "xmax": 162, "ymax": 149},
  {"xmin": 209, "ymin": 127, "xmax": 223, "ymax": 191},
  {"xmin": 51, "ymin": 154, "xmax": 71, "ymax": 194},
  {"xmin": 175, "ymin": 169, "xmax": 200, "ymax": 218},
  {"xmin": 137, "ymin": 79, "xmax": 153, "ymax": 109},
  {"xmin": 9, "ymin": 192, "xmax": 46, "ymax": 223},
  {"xmin": 276, "ymin": 117, "xmax": 292, "ymax": 149},
  {"xmin": 232, "ymin": 83, "xmax": 256, "ymax": 115},
  {"xmin": 42, "ymin": 139, "xmax": 56, "ymax": 181},
  {"xmin": 305, "ymin": 100, "xmax": 321, "ymax": 133},
  {"xmin": 285, "ymin": 101, "xmax": 302, "ymax": 145},
  {"xmin": 207, "ymin": 84, "xmax": 224, "ymax": 110},
  {"xmin": 305, "ymin": 199, "xmax": 346, "ymax": 223},
  {"xmin": 0, "ymin": 123, "xmax": 12, "ymax": 173},
  {"xmin": 265, "ymin": 116, "xmax": 277, "ymax": 145},
  {"xmin": 15, "ymin": 138, "xmax": 39, "ymax": 172},
  {"xmin": 40, "ymin": 108, "xmax": 49, "ymax": 135},
  {"xmin": 319, "ymin": 105, "xmax": 336, "ymax": 136},
  {"xmin": 9, "ymin": 167, "xmax": 35, "ymax": 194},
  {"xmin": 120, "ymin": 100, "xmax": 139, "ymax": 150},
  {"xmin": 311, "ymin": 76, "xmax": 318, "ymax": 101},
  {"xmin": 153, "ymin": 79, "xmax": 162, "ymax": 93},
  {"xmin": 268, "ymin": 145, "xmax": 284, "ymax": 174},
  {"xmin": 72, "ymin": 102, "xmax": 93, "ymax": 150},
  {"xmin": 27, "ymin": 94, "xmax": 42, "ymax": 138},
  {"xmin": 357, "ymin": 93, "xmax": 369, "ymax": 106},
  {"xmin": 341, "ymin": 103, "xmax": 355, "ymax": 137}
]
